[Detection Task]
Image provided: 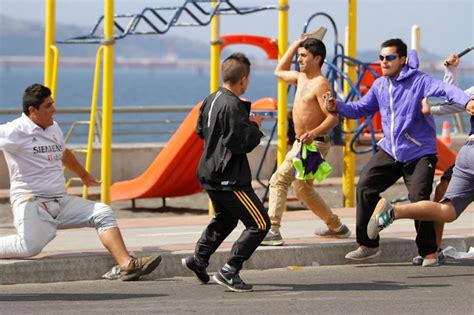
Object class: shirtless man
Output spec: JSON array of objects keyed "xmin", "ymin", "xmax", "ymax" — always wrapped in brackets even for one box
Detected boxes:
[{"xmin": 261, "ymin": 36, "xmax": 351, "ymax": 246}]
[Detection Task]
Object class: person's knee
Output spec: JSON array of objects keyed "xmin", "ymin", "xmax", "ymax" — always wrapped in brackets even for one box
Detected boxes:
[
  {"xmin": 356, "ymin": 176, "xmax": 372, "ymax": 193},
  {"xmin": 16, "ymin": 237, "xmax": 46, "ymax": 258},
  {"xmin": 269, "ymin": 172, "xmax": 292, "ymax": 188},
  {"xmin": 440, "ymin": 202, "xmax": 458, "ymax": 223},
  {"xmin": 293, "ymin": 181, "xmax": 311, "ymax": 196},
  {"xmin": 91, "ymin": 204, "xmax": 118, "ymax": 233}
]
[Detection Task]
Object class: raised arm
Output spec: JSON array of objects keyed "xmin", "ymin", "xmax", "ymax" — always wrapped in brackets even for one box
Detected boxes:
[
  {"xmin": 274, "ymin": 37, "xmax": 304, "ymax": 86},
  {"xmin": 443, "ymin": 54, "xmax": 460, "ymax": 86},
  {"xmin": 62, "ymin": 148, "xmax": 101, "ymax": 186}
]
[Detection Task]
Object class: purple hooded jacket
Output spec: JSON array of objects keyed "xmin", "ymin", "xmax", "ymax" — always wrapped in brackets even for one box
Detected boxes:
[{"xmin": 336, "ymin": 50, "xmax": 471, "ymax": 163}]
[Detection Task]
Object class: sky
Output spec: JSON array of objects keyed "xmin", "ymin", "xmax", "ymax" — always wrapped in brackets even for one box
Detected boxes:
[{"xmin": 1, "ymin": 0, "xmax": 473, "ymax": 64}]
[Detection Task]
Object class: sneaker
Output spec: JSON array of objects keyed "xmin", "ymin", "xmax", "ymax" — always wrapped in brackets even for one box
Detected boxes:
[
  {"xmin": 412, "ymin": 255, "xmax": 424, "ymax": 266},
  {"xmin": 422, "ymin": 252, "xmax": 441, "ymax": 267},
  {"xmin": 181, "ymin": 256, "xmax": 210, "ymax": 283},
  {"xmin": 212, "ymin": 265, "xmax": 253, "ymax": 293},
  {"xmin": 260, "ymin": 230, "xmax": 284, "ymax": 246},
  {"xmin": 345, "ymin": 246, "xmax": 381, "ymax": 261},
  {"xmin": 413, "ymin": 250, "xmax": 446, "ymax": 267},
  {"xmin": 367, "ymin": 198, "xmax": 395, "ymax": 240},
  {"xmin": 120, "ymin": 255, "xmax": 162, "ymax": 281},
  {"xmin": 315, "ymin": 224, "xmax": 351, "ymax": 238}
]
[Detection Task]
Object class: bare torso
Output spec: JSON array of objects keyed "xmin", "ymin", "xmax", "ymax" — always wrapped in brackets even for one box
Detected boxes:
[{"xmin": 292, "ymin": 73, "xmax": 331, "ymax": 138}]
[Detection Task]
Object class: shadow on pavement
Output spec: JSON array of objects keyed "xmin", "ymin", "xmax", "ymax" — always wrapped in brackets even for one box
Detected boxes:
[
  {"xmin": 254, "ymin": 281, "xmax": 450, "ymax": 292},
  {"xmin": 0, "ymin": 293, "xmax": 166, "ymax": 302}
]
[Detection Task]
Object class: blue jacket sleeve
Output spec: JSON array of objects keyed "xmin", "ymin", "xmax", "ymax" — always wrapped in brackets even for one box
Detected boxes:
[
  {"xmin": 336, "ymin": 83, "xmax": 380, "ymax": 119},
  {"xmin": 423, "ymin": 76, "xmax": 471, "ymax": 108}
]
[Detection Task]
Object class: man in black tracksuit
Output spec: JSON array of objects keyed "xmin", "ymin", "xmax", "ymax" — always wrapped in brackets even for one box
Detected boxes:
[{"xmin": 181, "ymin": 53, "xmax": 270, "ymax": 292}]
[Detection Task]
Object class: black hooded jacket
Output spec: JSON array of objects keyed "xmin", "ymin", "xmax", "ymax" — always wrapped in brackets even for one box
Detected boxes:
[{"xmin": 196, "ymin": 87, "xmax": 263, "ymax": 191}]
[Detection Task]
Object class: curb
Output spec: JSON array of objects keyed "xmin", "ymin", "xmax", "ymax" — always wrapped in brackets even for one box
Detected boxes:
[{"xmin": 1, "ymin": 236, "xmax": 473, "ymax": 285}]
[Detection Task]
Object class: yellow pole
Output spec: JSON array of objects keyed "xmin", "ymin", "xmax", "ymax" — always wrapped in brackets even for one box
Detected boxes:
[
  {"xmin": 210, "ymin": 0, "xmax": 221, "ymax": 94},
  {"xmin": 277, "ymin": 0, "xmax": 288, "ymax": 166},
  {"xmin": 44, "ymin": 0, "xmax": 55, "ymax": 88},
  {"xmin": 342, "ymin": 0, "xmax": 357, "ymax": 207},
  {"xmin": 208, "ymin": 0, "xmax": 221, "ymax": 215},
  {"xmin": 83, "ymin": 46, "xmax": 104, "ymax": 199},
  {"xmin": 101, "ymin": 0, "xmax": 114, "ymax": 204},
  {"xmin": 49, "ymin": 45, "xmax": 59, "ymax": 100},
  {"xmin": 411, "ymin": 24, "xmax": 421, "ymax": 61}
]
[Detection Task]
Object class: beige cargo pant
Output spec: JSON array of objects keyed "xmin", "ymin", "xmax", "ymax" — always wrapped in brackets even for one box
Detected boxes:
[{"xmin": 267, "ymin": 140, "xmax": 342, "ymax": 232}]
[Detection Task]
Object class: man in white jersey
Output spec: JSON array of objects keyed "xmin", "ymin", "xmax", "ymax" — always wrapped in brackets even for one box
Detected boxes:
[{"xmin": 0, "ymin": 83, "xmax": 161, "ymax": 281}]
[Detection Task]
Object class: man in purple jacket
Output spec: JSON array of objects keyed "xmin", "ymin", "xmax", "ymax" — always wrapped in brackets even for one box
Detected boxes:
[{"xmin": 325, "ymin": 38, "xmax": 471, "ymax": 264}]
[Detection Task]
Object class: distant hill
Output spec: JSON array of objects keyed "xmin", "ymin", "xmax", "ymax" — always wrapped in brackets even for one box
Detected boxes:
[
  {"xmin": 0, "ymin": 14, "xmax": 210, "ymax": 59},
  {"xmin": 0, "ymin": 14, "xmax": 445, "ymax": 64}
]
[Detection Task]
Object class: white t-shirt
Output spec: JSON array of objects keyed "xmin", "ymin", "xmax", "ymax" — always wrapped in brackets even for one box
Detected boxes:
[{"xmin": 0, "ymin": 113, "xmax": 67, "ymax": 202}]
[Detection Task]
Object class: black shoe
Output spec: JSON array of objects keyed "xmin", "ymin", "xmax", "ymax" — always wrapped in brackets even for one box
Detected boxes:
[
  {"xmin": 181, "ymin": 256, "xmax": 210, "ymax": 283},
  {"xmin": 212, "ymin": 265, "xmax": 253, "ymax": 292}
]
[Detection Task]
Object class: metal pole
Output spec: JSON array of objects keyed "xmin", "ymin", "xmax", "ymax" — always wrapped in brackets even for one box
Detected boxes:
[
  {"xmin": 83, "ymin": 46, "xmax": 104, "ymax": 199},
  {"xmin": 208, "ymin": 0, "xmax": 221, "ymax": 215},
  {"xmin": 101, "ymin": 0, "xmax": 114, "ymax": 204},
  {"xmin": 342, "ymin": 0, "xmax": 357, "ymax": 207},
  {"xmin": 44, "ymin": 0, "xmax": 55, "ymax": 88},
  {"xmin": 277, "ymin": 0, "xmax": 288, "ymax": 166},
  {"xmin": 411, "ymin": 24, "xmax": 421, "ymax": 61},
  {"xmin": 210, "ymin": 0, "xmax": 221, "ymax": 94}
]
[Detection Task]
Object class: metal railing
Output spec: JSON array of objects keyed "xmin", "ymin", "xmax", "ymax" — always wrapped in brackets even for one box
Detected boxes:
[{"xmin": 0, "ymin": 105, "xmax": 277, "ymax": 145}]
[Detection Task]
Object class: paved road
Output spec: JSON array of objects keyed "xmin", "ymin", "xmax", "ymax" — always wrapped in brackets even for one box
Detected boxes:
[{"xmin": 1, "ymin": 261, "xmax": 473, "ymax": 314}]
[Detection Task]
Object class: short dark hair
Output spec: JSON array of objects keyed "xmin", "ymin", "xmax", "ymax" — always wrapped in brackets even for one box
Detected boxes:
[
  {"xmin": 22, "ymin": 83, "xmax": 51, "ymax": 115},
  {"xmin": 300, "ymin": 38, "xmax": 326, "ymax": 67},
  {"xmin": 221, "ymin": 53, "xmax": 251, "ymax": 84},
  {"xmin": 381, "ymin": 38, "xmax": 407, "ymax": 57}
]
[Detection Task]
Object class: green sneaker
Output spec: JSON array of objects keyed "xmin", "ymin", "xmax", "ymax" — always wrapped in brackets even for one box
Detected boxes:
[
  {"xmin": 315, "ymin": 224, "xmax": 351, "ymax": 239},
  {"xmin": 367, "ymin": 198, "xmax": 394, "ymax": 240},
  {"xmin": 260, "ymin": 230, "xmax": 284, "ymax": 246}
]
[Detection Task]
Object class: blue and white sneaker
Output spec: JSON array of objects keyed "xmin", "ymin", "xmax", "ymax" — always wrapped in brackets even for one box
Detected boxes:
[{"xmin": 367, "ymin": 198, "xmax": 394, "ymax": 240}]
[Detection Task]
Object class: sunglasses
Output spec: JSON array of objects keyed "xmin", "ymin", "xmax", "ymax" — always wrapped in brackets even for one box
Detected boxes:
[{"xmin": 379, "ymin": 54, "xmax": 398, "ymax": 62}]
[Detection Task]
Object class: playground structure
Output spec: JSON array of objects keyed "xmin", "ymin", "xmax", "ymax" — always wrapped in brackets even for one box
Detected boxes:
[
  {"xmin": 44, "ymin": 0, "xmax": 359, "ymax": 206},
  {"xmin": 42, "ymin": 0, "xmax": 457, "ymax": 207}
]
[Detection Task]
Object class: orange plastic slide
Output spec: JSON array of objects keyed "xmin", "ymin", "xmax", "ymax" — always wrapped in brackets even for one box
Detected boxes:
[{"xmin": 111, "ymin": 103, "xmax": 204, "ymax": 201}]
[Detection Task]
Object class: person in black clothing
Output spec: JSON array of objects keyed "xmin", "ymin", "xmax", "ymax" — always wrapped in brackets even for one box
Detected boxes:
[{"xmin": 181, "ymin": 53, "xmax": 270, "ymax": 292}]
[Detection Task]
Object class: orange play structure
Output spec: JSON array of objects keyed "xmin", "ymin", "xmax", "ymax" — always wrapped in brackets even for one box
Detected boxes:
[{"xmin": 111, "ymin": 103, "xmax": 204, "ymax": 201}]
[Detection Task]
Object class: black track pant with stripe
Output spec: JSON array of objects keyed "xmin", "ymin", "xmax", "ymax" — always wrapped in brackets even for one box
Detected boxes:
[{"xmin": 194, "ymin": 189, "xmax": 270, "ymax": 271}]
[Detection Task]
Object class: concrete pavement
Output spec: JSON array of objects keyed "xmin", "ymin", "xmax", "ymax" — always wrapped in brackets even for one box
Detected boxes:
[{"xmin": 1, "ymin": 201, "xmax": 473, "ymax": 285}]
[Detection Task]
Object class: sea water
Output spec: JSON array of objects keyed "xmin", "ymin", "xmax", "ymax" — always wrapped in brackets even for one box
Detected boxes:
[{"xmin": 0, "ymin": 66, "xmax": 471, "ymax": 143}]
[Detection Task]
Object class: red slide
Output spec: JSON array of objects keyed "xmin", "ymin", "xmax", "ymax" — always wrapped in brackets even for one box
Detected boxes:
[{"xmin": 111, "ymin": 103, "xmax": 204, "ymax": 201}]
